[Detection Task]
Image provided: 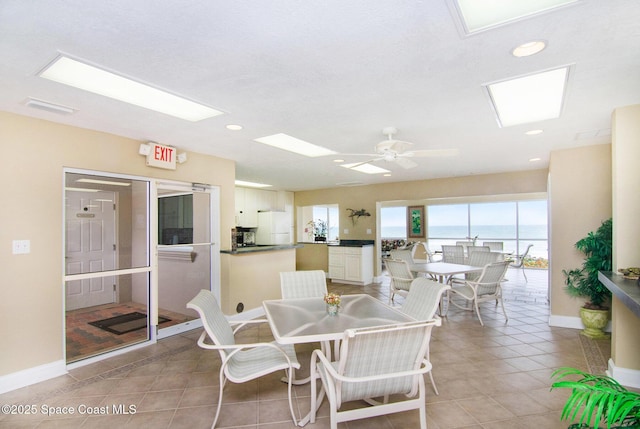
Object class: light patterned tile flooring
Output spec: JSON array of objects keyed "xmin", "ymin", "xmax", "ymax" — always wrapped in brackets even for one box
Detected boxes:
[{"xmin": 1, "ymin": 267, "xmax": 610, "ymax": 428}]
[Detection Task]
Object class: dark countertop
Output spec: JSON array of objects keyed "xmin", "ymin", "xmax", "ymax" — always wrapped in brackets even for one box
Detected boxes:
[
  {"xmin": 598, "ymin": 271, "xmax": 640, "ymax": 318},
  {"xmin": 328, "ymin": 240, "xmax": 375, "ymax": 247},
  {"xmin": 221, "ymin": 244, "xmax": 303, "ymax": 255}
]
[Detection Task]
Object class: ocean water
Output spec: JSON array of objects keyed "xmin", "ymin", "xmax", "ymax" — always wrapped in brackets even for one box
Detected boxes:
[{"xmin": 381, "ymin": 225, "xmax": 548, "ymax": 258}]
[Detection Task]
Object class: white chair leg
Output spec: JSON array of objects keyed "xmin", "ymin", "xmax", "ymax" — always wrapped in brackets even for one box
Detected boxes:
[
  {"xmin": 212, "ymin": 373, "xmax": 226, "ymax": 429},
  {"xmin": 428, "ymin": 370, "xmax": 439, "ymax": 395},
  {"xmin": 474, "ymin": 300, "xmax": 484, "ymax": 326}
]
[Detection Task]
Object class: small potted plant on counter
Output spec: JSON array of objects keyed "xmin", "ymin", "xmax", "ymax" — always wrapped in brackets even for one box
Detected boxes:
[
  {"xmin": 551, "ymin": 367, "xmax": 640, "ymax": 428},
  {"xmin": 563, "ymin": 218, "xmax": 612, "ymax": 339}
]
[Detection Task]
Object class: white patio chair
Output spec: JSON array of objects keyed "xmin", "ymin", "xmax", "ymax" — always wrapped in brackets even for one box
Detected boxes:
[
  {"xmin": 401, "ymin": 277, "xmax": 450, "ymax": 395},
  {"xmin": 467, "ymin": 245, "xmax": 490, "ymax": 254},
  {"xmin": 280, "ymin": 270, "xmax": 327, "ymax": 299},
  {"xmin": 384, "ymin": 258, "xmax": 415, "ymax": 304},
  {"xmin": 309, "ymin": 321, "xmax": 437, "ymax": 429},
  {"xmin": 510, "ymin": 244, "xmax": 533, "ymax": 282},
  {"xmin": 280, "ymin": 270, "xmax": 335, "ymax": 361},
  {"xmin": 483, "ymin": 241, "xmax": 504, "ymax": 251},
  {"xmin": 445, "ymin": 260, "xmax": 510, "ymax": 326},
  {"xmin": 187, "ymin": 290, "xmax": 300, "ymax": 429},
  {"xmin": 390, "ymin": 248, "xmax": 414, "ymax": 264},
  {"xmin": 441, "ymin": 245, "xmax": 465, "ymax": 264},
  {"xmin": 450, "ymin": 250, "xmax": 502, "ymax": 285},
  {"xmin": 410, "ymin": 242, "xmax": 429, "ymax": 263}
]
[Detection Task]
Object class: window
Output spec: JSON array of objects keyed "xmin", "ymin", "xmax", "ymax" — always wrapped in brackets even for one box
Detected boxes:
[
  {"xmin": 380, "ymin": 206, "xmax": 407, "ymax": 238},
  {"xmin": 427, "ymin": 200, "xmax": 548, "ymax": 264},
  {"xmin": 298, "ymin": 204, "xmax": 339, "ymax": 242}
]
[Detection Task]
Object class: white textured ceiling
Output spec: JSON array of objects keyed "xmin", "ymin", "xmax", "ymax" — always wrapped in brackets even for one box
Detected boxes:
[{"xmin": 1, "ymin": 1, "xmax": 639, "ymax": 191}]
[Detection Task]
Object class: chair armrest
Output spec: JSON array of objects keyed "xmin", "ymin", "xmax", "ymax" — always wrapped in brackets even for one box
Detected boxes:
[{"xmin": 228, "ymin": 318, "xmax": 268, "ymax": 334}]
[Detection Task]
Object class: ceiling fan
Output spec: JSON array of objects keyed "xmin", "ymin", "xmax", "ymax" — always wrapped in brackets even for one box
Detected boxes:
[{"xmin": 342, "ymin": 127, "xmax": 459, "ymax": 170}]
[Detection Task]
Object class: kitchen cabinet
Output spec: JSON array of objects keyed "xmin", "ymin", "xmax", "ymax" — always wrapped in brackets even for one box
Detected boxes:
[
  {"xmin": 235, "ymin": 187, "xmax": 258, "ymax": 227},
  {"xmin": 235, "ymin": 188, "xmax": 294, "ymax": 227},
  {"xmin": 328, "ymin": 245, "xmax": 373, "ymax": 285}
]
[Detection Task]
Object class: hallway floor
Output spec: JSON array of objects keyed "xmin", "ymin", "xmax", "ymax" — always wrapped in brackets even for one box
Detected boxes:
[{"xmin": 1, "ymin": 267, "xmax": 611, "ymax": 428}]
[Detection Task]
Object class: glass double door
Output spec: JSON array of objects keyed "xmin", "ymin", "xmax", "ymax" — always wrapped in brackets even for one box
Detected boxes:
[{"xmin": 64, "ymin": 171, "xmax": 218, "ymax": 363}]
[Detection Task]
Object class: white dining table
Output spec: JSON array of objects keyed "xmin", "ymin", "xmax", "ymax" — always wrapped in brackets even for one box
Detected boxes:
[
  {"xmin": 410, "ymin": 261, "xmax": 483, "ymax": 283},
  {"xmin": 263, "ymin": 294, "xmax": 415, "ymax": 345}
]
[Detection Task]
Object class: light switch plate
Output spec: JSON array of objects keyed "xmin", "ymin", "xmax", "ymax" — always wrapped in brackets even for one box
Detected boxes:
[
  {"xmin": 12, "ymin": 240, "xmax": 30, "ymax": 254},
  {"xmin": 343, "ymin": 228, "xmax": 349, "ymax": 235},
  {"xmin": 366, "ymin": 229, "xmax": 372, "ymax": 234}
]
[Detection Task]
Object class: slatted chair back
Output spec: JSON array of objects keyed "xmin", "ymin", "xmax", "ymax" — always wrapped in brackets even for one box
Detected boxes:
[
  {"xmin": 441, "ymin": 245, "xmax": 465, "ymax": 264},
  {"xmin": 475, "ymin": 260, "xmax": 510, "ymax": 296},
  {"xmin": 390, "ymin": 248, "xmax": 414, "ymax": 265},
  {"xmin": 483, "ymin": 241, "xmax": 504, "ymax": 251},
  {"xmin": 280, "ymin": 270, "xmax": 327, "ymax": 299},
  {"xmin": 401, "ymin": 278, "xmax": 450, "ymax": 321},
  {"xmin": 336, "ymin": 321, "xmax": 433, "ymax": 404}
]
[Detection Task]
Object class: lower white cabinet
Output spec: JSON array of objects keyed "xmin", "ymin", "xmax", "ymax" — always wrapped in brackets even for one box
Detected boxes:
[{"xmin": 328, "ymin": 245, "xmax": 373, "ymax": 285}]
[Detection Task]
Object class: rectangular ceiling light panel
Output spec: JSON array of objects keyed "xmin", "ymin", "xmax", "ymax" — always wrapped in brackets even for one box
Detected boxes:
[
  {"xmin": 254, "ymin": 133, "xmax": 336, "ymax": 157},
  {"xmin": 234, "ymin": 180, "xmax": 272, "ymax": 188},
  {"xmin": 340, "ymin": 163, "xmax": 391, "ymax": 174},
  {"xmin": 39, "ymin": 56, "xmax": 224, "ymax": 121},
  {"xmin": 486, "ymin": 66, "xmax": 569, "ymax": 128},
  {"xmin": 454, "ymin": 0, "xmax": 579, "ymax": 33}
]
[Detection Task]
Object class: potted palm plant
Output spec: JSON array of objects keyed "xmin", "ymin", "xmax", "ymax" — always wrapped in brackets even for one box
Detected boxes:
[
  {"xmin": 551, "ymin": 367, "xmax": 640, "ymax": 428},
  {"xmin": 563, "ymin": 218, "xmax": 612, "ymax": 339}
]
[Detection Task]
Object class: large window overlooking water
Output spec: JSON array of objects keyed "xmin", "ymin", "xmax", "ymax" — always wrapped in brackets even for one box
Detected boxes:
[{"xmin": 427, "ymin": 200, "xmax": 548, "ymax": 261}]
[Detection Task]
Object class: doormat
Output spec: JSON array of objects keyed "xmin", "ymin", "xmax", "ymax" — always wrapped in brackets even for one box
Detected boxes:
[{"xmin": 89, "ymin": 312, "xmax": 171, "ymax": 335}]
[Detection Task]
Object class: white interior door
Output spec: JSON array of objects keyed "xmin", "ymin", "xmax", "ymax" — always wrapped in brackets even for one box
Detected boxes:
[{"xmin": 65, "ymin": 190, "xmax": 117, "ymax": 310}]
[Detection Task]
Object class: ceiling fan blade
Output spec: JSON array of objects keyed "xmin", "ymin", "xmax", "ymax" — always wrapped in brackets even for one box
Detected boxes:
[
  {"xmin": 395, "ymin": 157, "xmax": 418, "ymax": 169},
  {"xmin": 405, "ymin": 148, "xmax": 460, "ymax": 157}
]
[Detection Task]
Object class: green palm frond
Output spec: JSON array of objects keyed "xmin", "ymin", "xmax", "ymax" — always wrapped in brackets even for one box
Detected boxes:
[{"xmin": 551, "ymin": 367, "xmax": 640, "ymax": 428}]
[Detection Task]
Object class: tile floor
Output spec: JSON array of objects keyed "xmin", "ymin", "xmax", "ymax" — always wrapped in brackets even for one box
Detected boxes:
[{"xmin": 1, "ymin": 267, "xmax": 610, "ymax": 428}]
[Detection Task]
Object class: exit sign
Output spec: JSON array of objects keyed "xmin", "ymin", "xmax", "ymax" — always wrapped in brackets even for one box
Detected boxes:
[{"xmin": 146, "ymin": 142, "xmax": 176, "ymax": 170}]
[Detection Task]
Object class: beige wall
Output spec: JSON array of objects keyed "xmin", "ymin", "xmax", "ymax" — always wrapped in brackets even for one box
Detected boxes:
[
  {"xmin": 548, "ymin": 144, "xmax": 612, "ymax": 321},
  {"xmin": 0, "ymin": 111, "xmax": 236, "ymax": 377},
  {"xmin": 610, "ymin": 105, "xmax": 640, "ymax": 375},
  {"xmin": 295, "ymin": 169, "xmax": 548, "ymax": 273}
]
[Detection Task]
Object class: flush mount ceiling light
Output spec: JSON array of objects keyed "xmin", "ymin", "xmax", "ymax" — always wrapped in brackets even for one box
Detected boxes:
[
  {"xmin": 76, "ymin": 178, "xmax": 130, "ymax": 187},
  {"xmin": 235, "ymin": 180, "xmax": 272, "ymax": 188},
  {"xmin": 226, "ymin": 124, "xmax": 243, "ymax": 130},
  {"xmin": 25, "ymin": 97, "xmax": 75, "ymax": 115},
  {"xmin": 340, "ymin": 163, "xmax": 391, "ymax": 174},
  {"xmin": 452, "ymin": 0, "xmax": 579, "ymax": 34},
  {"xmin": 485, "ymin": 66, "xmax": 570, "ymax": 127},
  {"xmin": 38, "ymin": 55, "xmax": 224, "ymax": 122},
  {"xmin": 254, "ymin": 133, "xmax": 336, "ymax": 157},
  {"xmin": 525, "ymin": 129, "xmax": 544, "ymax": 135},
  {"xmin": 512, "ymin": 40, "xmax": 547, "ymax": 57}
]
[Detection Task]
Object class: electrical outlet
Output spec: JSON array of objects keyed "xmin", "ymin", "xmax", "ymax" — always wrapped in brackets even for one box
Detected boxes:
[
  {"xmin": 12, "ymin": 240, "xmax": 30, "ymax": 254},
  {"xmin": 367, "ymin": 229, "xmax": 372, "ymax": 234}
]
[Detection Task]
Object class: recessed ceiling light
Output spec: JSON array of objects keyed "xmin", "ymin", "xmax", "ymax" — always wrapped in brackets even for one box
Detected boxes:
[
  {"xmin": 226, "ymin": 124, "xmax": 243, "ymax": 131},
  {"xmin": 333, "ymin": 159, "xmax": 345, "ymax": 163},
  {"xmin": 525, "ymin": 129, "xmax": 544, "ymax": 135},
  {"xmin": 529, "ymin": 157, "xmax": 542, "ymax": 162},
  {"xmin": 453, "ymin": 0, "xmax": 579, "ymax": 34},
  {"xmin": 254, "ymin": 133, "xmax": 336, "ymax": 157},
  {"xmin": 486, "ymin": 66, "xmax": 570, "ymax": 127},
  {"xmin": 512, "ymin": 40, "xmax": 547, "ymax": 57},
  {"xmin": 39, "ymin": 55, "xmax": 224, "ymax": 122},
  {"xmin": 383, "ymin": 173, "xmax": 392, "ymax": 177},
  {"xmin": 340, "ymin": 163, "xmax": 391, "ymax": 174},
  {"xmin": 234, "ymin": 180, "xmax": 272, "ymax": 188}
]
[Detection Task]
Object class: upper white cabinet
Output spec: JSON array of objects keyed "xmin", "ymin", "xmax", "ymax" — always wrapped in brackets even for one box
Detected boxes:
[
  {"xmin": 235, "ymin": 187, "xmax": 258, "ymax": 227},
  {"xmin": 235, "ymin": 188, "xmax": 293, "ymax": 227}
]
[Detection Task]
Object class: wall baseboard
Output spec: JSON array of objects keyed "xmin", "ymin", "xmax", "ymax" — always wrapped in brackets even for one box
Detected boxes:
[
  {"xmin": 608, "ymin": 358, "xmax": 640, "ymax": 389},
  {"xmin": 548, "ymin": 314, "xmax": 612, "ymax": 332},
  {"xmin": 0, "ymin": 360, "xmax": 67, "ymax": 395}
]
